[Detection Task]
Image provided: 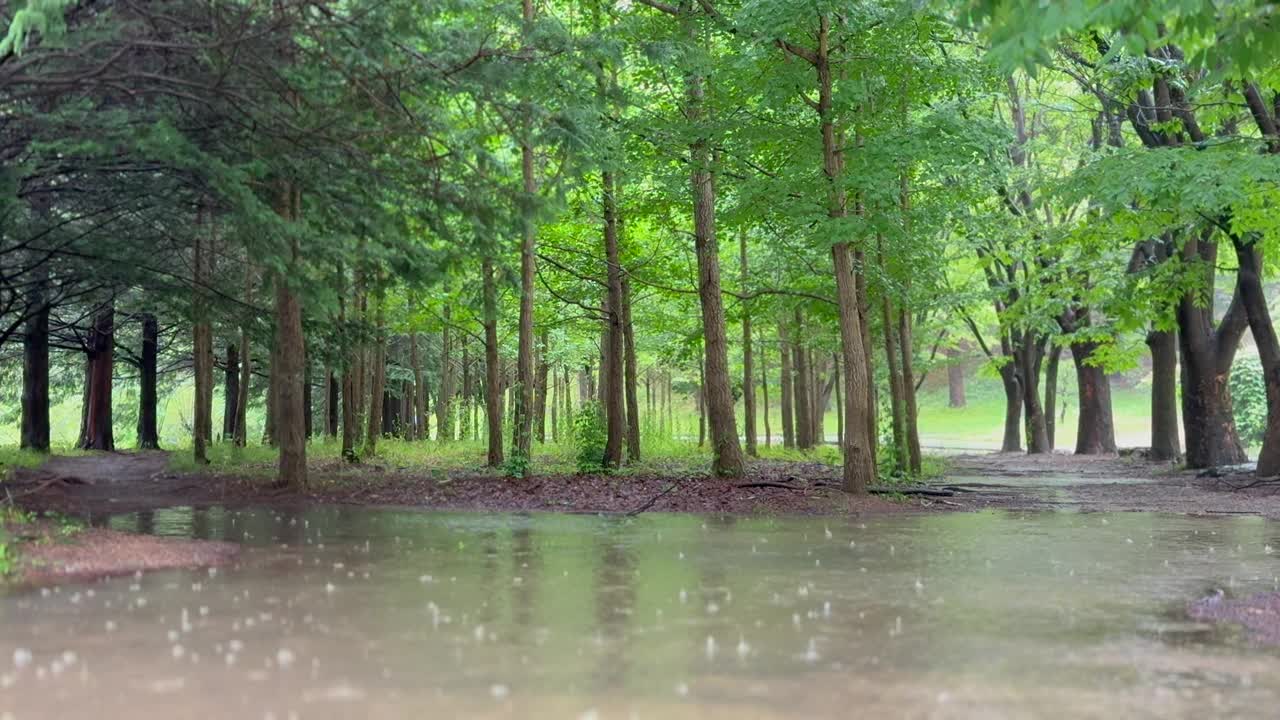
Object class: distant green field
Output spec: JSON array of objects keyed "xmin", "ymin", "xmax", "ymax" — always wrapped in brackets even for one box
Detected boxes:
[{"xmin": 0, "ymin": 368, "xmax": 1171, "ymax": 455}]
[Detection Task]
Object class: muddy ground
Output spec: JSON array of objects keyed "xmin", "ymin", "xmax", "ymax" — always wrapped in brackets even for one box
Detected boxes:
[{"xmin": 6, "ymin": 447, "xmax": 1280, "ymax": 519}]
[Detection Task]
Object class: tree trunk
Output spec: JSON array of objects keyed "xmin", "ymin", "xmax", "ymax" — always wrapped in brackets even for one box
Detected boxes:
[
  {"xmin": 739, "ymin": 230, "xmax": 757, "ymax": 457},
  {"xmin": 534, "ymin": 329, "xmax": 549, "ymax": 443},
  {"xmin": 409, "ymin": 335, "xmax": 423, "ymax": 440},
  {"xmin": 898, "ymin": 309, "xmax": 922, "ymax": 474},
  {"xmin": 273, "ymin": 182, "xmax": 307, "ymax": 489},
  {"xmin": 326, "ymin": 368, "xmax": 339, "ymax": 439},
  {"xmin": 1044, "ymin": 344, "xmax": 1061, "ymax": 451},
  {"xmin": 20, "ymin": 264, "xmax": 50, "ymax": 452},
  {"xmin": 622, "ymin": 277, "xmax": 641, "ymax": 462},
  {"xmin": 946, "ymin": 348, "xmax": 966, "ymax": 407},
  {"xmin": 793, "ymin": 315, "xmax": 813, "ymax": 450},
  {"xmin": 1147, "ymin": 330, "xmax": 1180, "ymax": 461},
  {"xmin": 483, "ymin": 258, "xmax": 504, "ymax": 466},
  {"xmin": 684, "ymin": 19, "xmax": 743, "ymax": 478},
  {"xmin": 1020, "ymin": 335, "xmax": 1050, "ymax": 454},
  {"xmin": 697, "ymin": 359, "xmax": 706, "ymax": 448},
  {"xmin": 193, "ymin": 228, "xmax": 214, "ymax": 463},
  {"xmin": 1233, "ymin": 237, "xmax": 1280, "ymax": 476},
  {"xmin": 1178, "ymin": 233, "xmax": 1248, "ymax": 468},
  {"xmin": 81, "ymin": 304, "xmax": 115, "ymax": 451},
  {"xmin": 304, "ymin": 365, "xmax": 314, "ymax": 439},
  {"xmin": 223, "ymin": 343, "xmax": 240, "ymax": 442},
  {"xmin": 1071, "ymin": 341, "xmax": 1117, "ymax": 454},
  {"xmin": 438, "ymin": 308, "xmax": 454, "ymax": 442},
  {"xmin": 137, "ymin": 314, "xmax": 161, "ymax": 450},
  {"xmin": 881, "ymin": 291, "xmax": 907, "ymax": 472},
  {"xmin": 365, "ymin": 299, "xmax": 385, "ymax": 455},
  {"xmin": 234, "ymin": 263, "xmax": 252, "ymax": 448},
  {"xmin": 999, "ymin": 361, "xmax": 1023, "ymax": 452},
  {"xmin": 779, "ymin": 321, "xmax": 795, "ymax": 448},
  {"xmin": 512, "ymin": 0, "xmax": 538, "ymax": 464},
  {"xmin": 602, "ymin": 170, "xmax": 625, "ymax": 469},
  {"xmin": 761, "ymin": 337, "xmax": 771, "ymax": 448},
  {"xmin": 833, "ymin": 352, "xmax": 842, "ymax": 449}
]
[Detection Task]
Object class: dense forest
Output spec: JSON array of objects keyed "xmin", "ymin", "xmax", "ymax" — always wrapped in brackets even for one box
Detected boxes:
[{"xmin": 3, "ymin": 0, "xmax": 1279, "ymax": 493}]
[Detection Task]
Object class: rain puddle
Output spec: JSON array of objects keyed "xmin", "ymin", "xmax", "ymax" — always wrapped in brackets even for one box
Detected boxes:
[{"xmin": 3, "ymin": 508, "xmax": 1279, "ymax": 719}]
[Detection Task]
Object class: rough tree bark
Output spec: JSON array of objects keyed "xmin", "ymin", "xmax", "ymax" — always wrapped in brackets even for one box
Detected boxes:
[
  {"xmin": 603, "ymin": 170, "xmax": 625, "ymax": 469},
  {"xmin": 622, "ymin": 277, "xmax": 641, "ymax": 462},
  {"xmin": 193, "ymin": 225, "xmax": 214, "ymax": 463},
  {"xmin": 482, "ymin": 259, "xmax": 503, "ymax": 466},
  {"xmin": 272, "ymin": 181, "xmax": 307, "ymax": 489},
  {"xmin": 437, "ymin": 307, "xmax": 454, "ymax": 442},
  {"xmin": 779, "ymin": 320, "xmax": 795, "ymax": 448},
  {"xmin": 223, "ymin": 343, "xmax": 240, "ymax": 442},
  {"xmin": 898, "ymin": 308, "xmax": 922, "ymax": 473},
  {"xmin": 137, "ymin": 314, "xmax": 161, "ymax": 450},
  {"xmin": 511, "ymin": 0, "xmax": 538, "ymax": 463},
  {"xmin": 20, "ymin": 263, "xmax": 50, "ymax": 452},
  {"xmin": 739, "ymin": 229, "xmax": 757, "ymax": 457},
  {"xmin": 684, "ymin": 11, "xmax": 743, "ymax": 477},
  {"xmin": 792, "ymin": 309, "xmax": 812, "ymax": 450},
  {"xmin": 81, "ymin": 303, "xmax": 115, "ymax": 451},
  {"xmin": 1233, "ymin": 236, "xmax": 1280, "ymax": 476}
]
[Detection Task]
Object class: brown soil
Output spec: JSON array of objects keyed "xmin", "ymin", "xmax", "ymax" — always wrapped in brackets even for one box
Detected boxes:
[
  {"xmin": 15, "ymin": 525, "xmax": 238, "ymax": 585},
  {"xmin": 5, "ymin": 452, "xmax": 240, "ymax": 585},
  {"xmin": 7, "ymin": 448, "xmax": 1280, "ymax": 522}
]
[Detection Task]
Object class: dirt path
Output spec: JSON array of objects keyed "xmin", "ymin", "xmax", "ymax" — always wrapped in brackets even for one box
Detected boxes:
[
  {"xmin": 6, "ymin": 451, "xmax": 238, "ymax": 518},
  {"xmin": 944, "ymin": 452, "xmax": 1280, "ymax": 518}
]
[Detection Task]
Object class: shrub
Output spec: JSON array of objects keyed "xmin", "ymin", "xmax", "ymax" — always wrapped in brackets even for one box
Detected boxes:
[
  {"xmin": 1230, "ymin": 355, "xmax": 1267, "ymax": 448},
  {"xmin": 572, "ymin": 401, "xmax": 607, "ymax": 474}
]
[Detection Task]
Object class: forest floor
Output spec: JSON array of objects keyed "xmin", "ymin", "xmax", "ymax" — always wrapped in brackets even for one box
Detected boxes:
[{"xmin": 5, "ymin": 448, "xmax": 1280, "ymax": 586}]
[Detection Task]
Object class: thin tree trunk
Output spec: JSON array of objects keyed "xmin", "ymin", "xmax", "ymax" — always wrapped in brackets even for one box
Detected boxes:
[
  {"xmin": 409, "ymin": 334, "xmax": 423, "ymax": 440},
  {"xmin": 483, "ymin": 258, "xmax": 504, "ymax": 466},
  {"xmin": 438, "ymin": 307, "xmax": 454, "ymax": 442},
  {"xmin": 512, "ymin": 0, "xmax": 538, "ymax": 464},
  {"xmin": 622, "ymin": 277, "xmax": 641, "ymax": 461},
  {"xmin": 999, "ymin": 360, "xmax": 1023, "ymax": 452},
  {"xmin": 945, "ymin": 348, "xmax": 966, "ymax": 407},
  {"xmin": 602, "ymin": 169, "xmax": 625, "ymax": 469},
  {"xmin": 1044, "ymin": 344, "xmax": 1062, "ymax": 451},
  {"xmin": 1020, "ymin": 335, "xmax": 1051, "ymax": 454},
  {"xmin": 234, "ymin": 263, "xmax": 252, "ymax": 448},
  {"xmin": 833, "ymin": 351, "xmax": 842, "ymax": 449},
  {"xmin": 20, "ymin": 263, "xmax": 50, "ymax": 452},
  {"xmin": 761, "ymin": 338, "xmax": 771, "ymax": 448},
  {"xmin": 779, "ymin": 321, "xmax": 795, "ymax": 448},
  {"xmin": 739, "ymin": 229, "xmax": 757, "ymax": 457},
  {"xmin": 1147, "ymin": 330, "xmax": 1180, "ymax": 461},
  {"xmin": 881, "ymin": 290, "xmax": 907, "ymax": 472},
  {"xmin": 326, "ymin": 368, "xmax": 339, "ymax": 439},
  {"xmin": 898, "ymin": 310, "xmax": 922, "ymax": 473},
  {"xmin": 82, "ymin": 303, "xmax": 115, "ymax": 451},
  {"xmin": 684, "ymin": 16, "xmax": 743, "ymax": 477},
  {"xmin": 223, "ymin": 343, "xmax": 240, "ymax": 442},
  {"xmin": 137, "ymin": 314, "xmax": 160, "ymax": 450},
  {"xmin": 792, "ymin": 309, "xmax": 813, "ymax": 450},
  {"xmin": 534, "ymin": 329, "xmax": 549, "ymax": 443},
  {"xmin": 273, "ymin": 182, "xmax": 307, "ymax": 489},
  {"xmin": 366, "ymin": 297, "xmax": 385, "ymax": 455},
  {"xmin": 193, "ymin": 224, "xmax": 214, "ymax": 463}
]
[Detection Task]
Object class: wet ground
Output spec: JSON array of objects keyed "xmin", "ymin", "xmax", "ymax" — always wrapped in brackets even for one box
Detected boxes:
[{"xmin": 3, "ymin": 506, "xmax": 1280, "ymax": 718}]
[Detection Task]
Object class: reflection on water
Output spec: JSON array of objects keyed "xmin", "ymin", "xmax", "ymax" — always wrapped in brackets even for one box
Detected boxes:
[{"xmin": 3, "ymin": 508, "xmax": 1280, "ymax": 719}]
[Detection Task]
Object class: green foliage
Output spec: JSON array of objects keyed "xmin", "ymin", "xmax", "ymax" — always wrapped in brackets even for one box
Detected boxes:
[
  {"xmin": 502, "ymin": 452, "xmax": 533, "ymax": 480},
  {"xmin": 1230, "ymin": 356, "xmax": 1268, "ymax": 449},
  {"xmin": 572, "ymin": 402, "xmax": 608, "ymax": 475}
]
